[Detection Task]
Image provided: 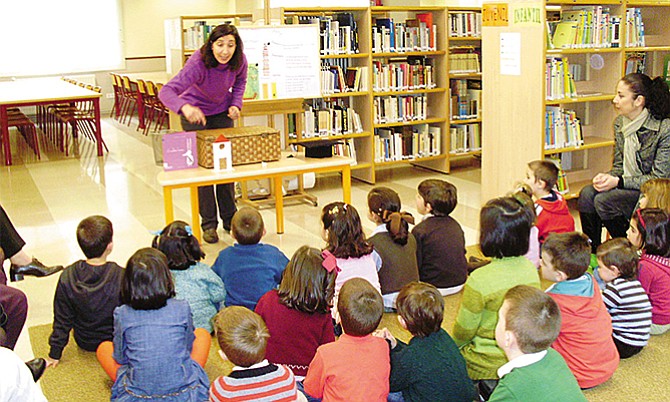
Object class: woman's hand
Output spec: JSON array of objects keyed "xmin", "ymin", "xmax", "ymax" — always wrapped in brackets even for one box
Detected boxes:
[
  {"xmin": 181, "ymin": 104, "xmax": 206, "ymax": 126},
  {"xmin": 593, "ymin": 173, "xmax": 620, "ymax": 192},
  {"xmin": 228, "ymin": 106, "xmax": 241, "ymax": 120}
]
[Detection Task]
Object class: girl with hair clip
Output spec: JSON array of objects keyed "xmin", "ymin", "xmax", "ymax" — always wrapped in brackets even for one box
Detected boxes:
[
  {"xmin": 321, "ymin": 202, "xmax": 381, "ymax": 322},
  {"xmin": 152, "ymin": 220, "xmax": 225, "ymax": 333},
  {"xmin": 452, "ymin": 196, "xmax": 541, "ymax": 384},
  {"xmin": 512, "ymin": 184, "xmax": 541, "ymax": 267},
  {"xmin": 96, "ymin": 248, "xmax": 210, "ymax": 401},
  {"xmin": 579, "ymin": 73, "xmax": 670, "ymax": 252},
  {"xmin": 159, "ymin": 24, "xmax": 248, "ymax": 244},
  {"xmin": 640, "ymin": 178, "xmax": 670, "ymax": 213},
  {"xmin": 255, "ymin": 245, "xmax": 337, "ymax": 379},
  {"xmin": 627, "ymin": 208, "xmax": 670, "ymax": 335},
  {"xmin": 366, "ymin": 187, "xmax": 419, "ymax": 310}
]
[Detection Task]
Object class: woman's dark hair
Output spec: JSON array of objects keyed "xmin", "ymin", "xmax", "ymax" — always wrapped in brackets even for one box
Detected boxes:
[
  {"xmin": 121, "ymin": 248, "xmax": 176, "ymax": 310},
  {"xmin": 632, "ymin": 208, "xmax": 670, "ymax": 257},
  {"xmin": 621, "ymin": 73, "xmax": 670, "ymax": 120},
  {"xmin": 151, "ymin": 220, "xmax": 205, "ymax": 271},
  {"xmin": 368, "ymin": 187, "xmax": 413, "ymax": 245},
  {"xmin": 321, "ymin": 202, "xmax": 373, "ymax": 259},
  {"xmin": 278, "ymin": 246, "xmax": 336, "ymax": 315},
  {"xmin": 200, "ymin": 23, "xmax": 244, "ymax": 70},
  {"xmin": 480, "ymin": 196, "xmax": 531, "ymax": 258}
]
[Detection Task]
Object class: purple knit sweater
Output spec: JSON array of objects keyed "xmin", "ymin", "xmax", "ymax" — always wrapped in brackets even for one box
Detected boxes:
[{"xmin": 159, "ymin": 49, "xmax": 248, "ymax": 117}]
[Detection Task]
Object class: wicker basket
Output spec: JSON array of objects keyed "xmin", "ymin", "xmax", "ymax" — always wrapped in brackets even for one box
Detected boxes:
[{"xmin": 196, "ymin": 126, "xmax": 280, "ymax": 168}]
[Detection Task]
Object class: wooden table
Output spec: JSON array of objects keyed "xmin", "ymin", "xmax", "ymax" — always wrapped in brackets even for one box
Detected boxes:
[
  {"xmin": 0, "ymin": 78, "xmax": 103, "ymax": 165},
  {"xmin": 157, "ymin": 154, "xmax": 354, "ymax": 240}
]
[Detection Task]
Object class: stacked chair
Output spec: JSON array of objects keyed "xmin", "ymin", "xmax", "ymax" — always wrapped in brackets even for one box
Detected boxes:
[{"xmin": 2, "ymin": 108, "xmax": 41, "ymax": 160}]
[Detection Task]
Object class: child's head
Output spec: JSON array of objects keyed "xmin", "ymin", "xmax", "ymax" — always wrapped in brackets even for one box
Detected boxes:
[
  {"xmin": 596, "ymin": 238, "xmax": 640, "ymax": 282},
  {"xmin": 640, "ymin": 178, "xmax": 670, "ymax": 213},
  {"xmin": 628, "ymin": 208, "xmax": 670, "ymax": 257},
  {"xmin": 321, "ymin": 202, "xmax": 373, "ymax": 259},
  {"xmin": 525, "ymin": 160, "xmax": 558, "ymax": 195},
  {"xmin": 416, "ymin": 179, "xmax": 457, "ymax": 217},
  {"xmin": 121, "ymin": 248, "xmax": 175, "ymax": 310},
  {"xmin": 337, "ymin": 278, "xmax": 383, "ymax": 337},
  {"xmin": 214, "ymin": 306, "xmax": 269, "ymax": 367},
  {"xmin": 367, "ymin": 186, "xmax": 414, "ymax": 246},
  {"xmin": 395, "ymin": 282, "xmax": 444, "ymax": 338},
  {"xmin": 509, "ymin": 187, "xmax": 537, "ymax": 226},
  {"xmin": 496, "ymin": 285, "xmax": 561, "ymax": 356},
  {"xmin": 151, "ymin": 220, "xmax": 205, "ymax": 271},
  {"xmin": 479, "ymin": 196, "xmax": 532, "ymax": 258},
  {"xmin": 278, "ymin": 245, "xmax": 337, "ymax": 315},
  {"xmin": 231, "ymin": 207, "xmax": 265, "ymax": 245},
  {"xmin": 76, "ymin": 215, "xmax": 113, "ymax": 259},
  {"xmin": 541, "ymin": 232, "xmax": 591, "ymax": 282}
]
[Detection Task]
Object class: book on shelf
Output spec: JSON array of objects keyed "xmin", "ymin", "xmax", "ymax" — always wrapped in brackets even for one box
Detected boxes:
[
  {"xmin": 295, "ymin": 13, "xmax": 359, "ymax": 55},
  {"xmin": 372, "ymin": 14, "xmax": 436, "ymax": 53},
  {"xmin": 450, "ymin": 79, "xmax": 481, "ymax": 120},
  {"xmin": 374, "ymin": 124, "xmax": 440, "ymax": 162},
  {"xmin": 549, "ymin": 7, "xmax": 620, "ymax": 49},
  {"xmin": 546, "ymin": 57, "xmax": 577, "ymax": 100},
  {"xmin": 545, "ymin": 106, "xmax": 583, "ymax": 150},
  {"xmin": 449, "ymin": 47, "xmax": 481, "ymax": 73},
  {"xmin": 449, "ymin": 124, "xmax": 481, "ymax": 154},
  {"xmin": 625, "ymin": 8, "xmax": 645, "ymax": 48},
  {"xmin": 625, "ymin": 52, "xmax": 646, "ymax": 75},
  {"xmin": 333, "ymin": 138, "xmax": 357, "ymax": 163},
  {"xmin": 546, "ymin": 157, "xmax": 570, "ymax": 195},
  {"xmin": 373, "ymin": 94, "xmax": 427, "ymax": 124},
  {"xmin": 302, "ymin": 100, "xmax": 363, "ymax": 138},
  {"xmin": 371, "ymin": 57, "xmax": 435, "ymax": 92},
  {"xmin": 663, "ymin": 54, "xmax": 670, "ymax": 87},
  {"xmin": 449, "ymin": 11, "xmax": 482, "ymax": 38},
  {"xmin": 415, "ymin": 13, "xmax": 435, "ymax": 50}
]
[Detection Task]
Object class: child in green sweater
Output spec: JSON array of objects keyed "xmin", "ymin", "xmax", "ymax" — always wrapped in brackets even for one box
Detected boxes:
[
  {"xmin": 489, "ymin": 285, "xmax": 586, "ymax": 401},
  {"xmin": 452, "ymin": 196, "xmax": 541, "ymax": 382}
]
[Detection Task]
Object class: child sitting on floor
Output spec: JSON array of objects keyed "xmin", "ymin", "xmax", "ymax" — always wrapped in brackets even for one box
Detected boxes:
[
  {"xmin": 366, "ymin": 187, "xmax": 419, "ymax": 310},
  {"xmin": 542, "ymin": 232, "xmax": 619, "ymax": 388},
  {"xmin": 210, "ymin": 306, "xmax": 303, "ymax": 401},
  {"xmin": 596, "ymin": 238, "xmax": 652, "ymax": 358},
  {"xmin": 47, "ymin": 215, "xmax": 123, "ymax": 367},
  {"xmin": 212, "ymin": 207, "xmax": 289, "ymax": 311},
  {"xmin": 303, "ymin": 278, "xmax": 389, "ymax": 401},
  {"xmin": 488, "ymin": 285, "xmax": 586, "ymax": 401},
  {"xmin": 255, "ymin": 245, "xmax": 336, "ymax": 379},
  {"xmin": 375, "ymin": 281, "xmax": 475, "ymax": 402},
  {"xmin": 153, "ymin": 220, "xmax": 224, "ymax": 332}
]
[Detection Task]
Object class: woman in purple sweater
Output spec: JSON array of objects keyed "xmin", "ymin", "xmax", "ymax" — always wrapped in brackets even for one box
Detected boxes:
[{"xmin": 159, "ymin": 24, "xmax": 248, "ymax": 244}]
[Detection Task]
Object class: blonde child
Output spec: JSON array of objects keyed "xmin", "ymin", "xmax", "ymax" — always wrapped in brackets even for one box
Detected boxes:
[
  {"xmin": 366, "ymin": 187, "xmax": 419, "ymax": 309},
  {"xmin": 596, "ymin": 238, "xmax": 652, "ymax": 358},
  {"xmin": 152, "ymin": 220, "xmax": 225, "ymax": 332},
  {"xmin": 627, "ymin": 208, "xmax": 670, "ymax": 335},
  {"xmin": 321, "ymin": 202, "xmax": 381, "ymax": 321},
  {"xmin": 96, "ymin": 248, "xmax": 210, "ymax": 400},
  {"xmin": 255, "ymin": 246, "xmax": 337, "ymax": 379},
  {"xmin": 452, "ymin": 196, "xmax": 541, "ymax": 382},
  {"xmin": 639, "ymin": 178, "xmax": 670, "ymax": 212}
]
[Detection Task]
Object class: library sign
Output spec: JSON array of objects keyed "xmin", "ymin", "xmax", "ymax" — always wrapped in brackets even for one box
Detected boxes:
[{"xmin": 483, "ymin": 2, "xmax": 543, "ymax": 27}]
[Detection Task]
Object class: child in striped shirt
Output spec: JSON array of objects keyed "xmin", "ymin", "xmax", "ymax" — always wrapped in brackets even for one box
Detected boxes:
[
  {"xmin": 596, "ymin": 238, "xmax": 652, "ymax": 359},
  {"xmin": 210, "ymin": 306, "xmax": 305, "ymax": 402}
]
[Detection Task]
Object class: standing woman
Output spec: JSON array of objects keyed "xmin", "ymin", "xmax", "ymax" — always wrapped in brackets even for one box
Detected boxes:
[
  {"xmin": 159, "ymin": 24, "xmax": 247, "ymax": 243},
  {"xmin": 578, "ymin": 73, "xmax": 670, "ymax": 252}
]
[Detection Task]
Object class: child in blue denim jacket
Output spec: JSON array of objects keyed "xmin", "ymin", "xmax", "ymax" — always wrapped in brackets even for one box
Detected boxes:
[
  {"xmin": 153, "ymin": 220, "xmax": 225, "ymax": 332},
  {"xmin": 96, "ymin": 248, "xmax": 211, "ymax": 401}
]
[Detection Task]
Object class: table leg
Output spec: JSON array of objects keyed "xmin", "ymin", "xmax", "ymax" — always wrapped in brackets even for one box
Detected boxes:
[
  {"xmin": 164, "ymin": 187, "xmax": 174, "ymax": 224},
  {"xmin": 342, "ymin": 164, "xmax": 351, "ymax": 204},
  {"xmin": 1, "ymin": 106, "xmax": 11, "ymax": 166},
  {"xmin": 190, "ymin": 187, "xmax": 202, "ymax": 242},
  {"xmin": 273, "ymin": 175, "xmax": 284, "ymax": 234},
  {"xmin": 93, "ymin": 98, "xmax": 103, "ymax": 156}
]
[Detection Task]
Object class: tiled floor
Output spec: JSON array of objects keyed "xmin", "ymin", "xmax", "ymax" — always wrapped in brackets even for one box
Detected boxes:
[{"xmin": 1, "ymin": 118, "xmax": 484, "ymax": 361}]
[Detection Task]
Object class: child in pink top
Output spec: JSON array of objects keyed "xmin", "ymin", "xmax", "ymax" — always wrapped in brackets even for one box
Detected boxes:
[
  {"xmin": 303, "ymin": 278, "xmax": 390, "ymax": 401},
  {"xmin": 321, "ymin": 202, "xmax": 381, "ymax": 321},
  {"xmin": 255, "ymin": 246, "xmax": 337, "ymax": 378},
  {"xmin": 628, "ymin": 208, "xmax": 670, "ymax": 335}
]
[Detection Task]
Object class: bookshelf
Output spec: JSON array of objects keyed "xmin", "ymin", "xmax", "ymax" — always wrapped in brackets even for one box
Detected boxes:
[{"xmin": 623, "ymin": 3, "xmax": 670, "ymax": 83}]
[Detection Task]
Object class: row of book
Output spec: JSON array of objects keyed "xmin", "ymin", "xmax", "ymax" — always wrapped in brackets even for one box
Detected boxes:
[
  {"xmin": 333, "ymin": 139, "xmax": 357, "ymax": 162},
  {"xmin": 449, "ymin": 12, "xmax": 482, "ymax": 38},
  {"xmin": 448, "ymin": 49, "xmax": 481, "ymax": 73},
  {"xmin": 450, "ymin": 123, "xmax": 481, "ymax": 154},
  {"xmin": 183, "ymin": 21, "xmax": 216, "ymax": 50},
  {"xmin": 545, "ymin": 106, "xmax": 584, "ymax": 150},
  {"xmin": 372, "ymin": 58, "xmax": 435, "ymax": 92},
  {"xmin": 292, "ymin": 13, "xmax": 359, "ymax": 55},
  {"xmin": 374, "ymin": 125, "xmax": 441, "ymax": 162},
  {"xmin": 450, "ymin": 79, "xmax": 481, "ymax": 120},
  {"xmin": 321, "ymin": 65, "xmax": 369, "ymax": 94},
  {"xmin": 545, "ymin": 157, "xmax": 571, "ymax": 194},
  {"xmin": 625, "ymin": 8, "xmax": 645, "ymax": 48},
  {"xmin": 625, "ymin": 52, "xmax": 646, "ymax": 75},
  {"xmin": 372, "ymin": 14, "xmax": 437, "ymax": 53},
  {"xmin": 548, "ymin": 6, "xmax": 621, "ymax": 49},
  {"xmin": 301, "ymin": 100, "xmax": 364, "ymax": 138},
  {"xmin": 546, "ymin": 57, "xmax": 577, "ymax": 100},
  {"xmin": 373, "ymin": 95, "xmax": 427, "ymax": 124}
]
